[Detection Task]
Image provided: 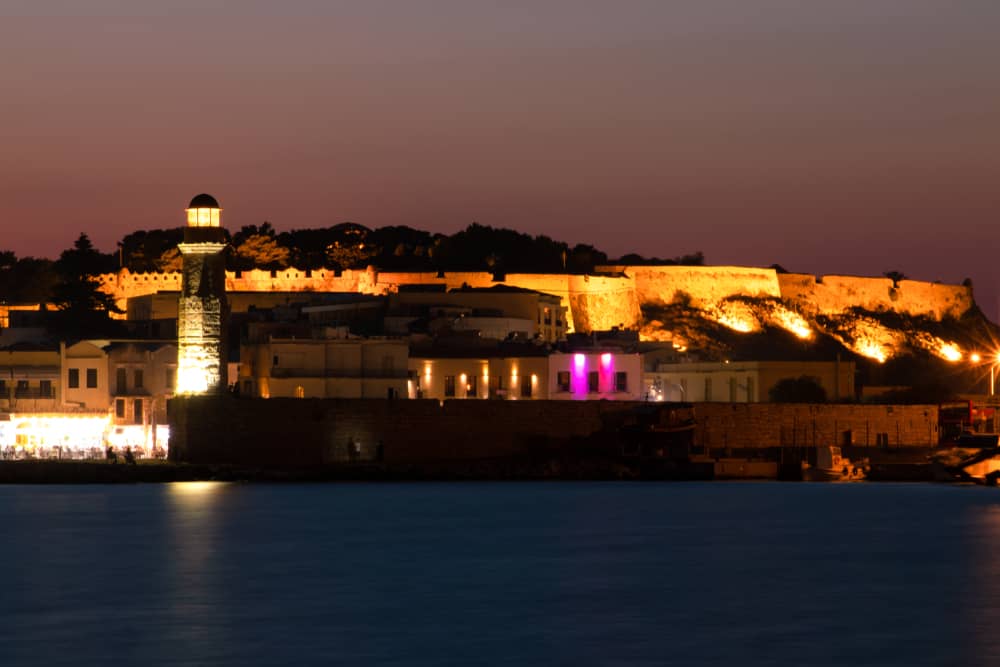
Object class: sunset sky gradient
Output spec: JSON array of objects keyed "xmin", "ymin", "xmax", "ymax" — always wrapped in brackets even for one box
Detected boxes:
[{"xmin": 2, "ymin": 1, "xmax": 998, "ymax": 311}]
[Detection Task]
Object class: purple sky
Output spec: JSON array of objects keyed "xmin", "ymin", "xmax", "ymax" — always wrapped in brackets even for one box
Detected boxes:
[{"xmin": 3, "ymin": 1, "xmax": 999, "ymax": 314}]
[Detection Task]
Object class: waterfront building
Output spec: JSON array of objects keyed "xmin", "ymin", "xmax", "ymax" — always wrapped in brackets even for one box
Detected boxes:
[
  {"xmin": 175, "ymin": 193, "xmax": 228, "ymax": 395},
  {"xmin": 407, "ymin": 345, "xmax": 550, "ymax": 400},
  {"xmin": 105, "ymin": 341, "xmax": 175, "ymax": 453},
  {"xmin": 643, "ymin": 359, "xmax": 856, "ymax": 403},
  {"xmin": 546, "ymin": 349, "xmax": 643, "ymax": 401},
  {"xmin": 0, "ymin": 343, "xmax": 61, "ymax": 413},
  {"xmin": 239, "ymin": 323, "xmax": 408, "ymax": 399}
]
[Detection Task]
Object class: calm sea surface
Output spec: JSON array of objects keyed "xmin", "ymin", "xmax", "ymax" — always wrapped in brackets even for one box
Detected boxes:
[{"xmin": 2, "ymin": 482, "xmax": 1000, "ymax": 666}]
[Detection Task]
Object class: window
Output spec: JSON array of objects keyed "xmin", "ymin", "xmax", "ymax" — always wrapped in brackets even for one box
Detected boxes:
[
  {"xmin": 467, "ymin": 375, "xmax": 478, "ymax": 398},
  {"xmin": 40, "ymin": 380, "xmax": 52, "ymax": 397},
  {"xmin": 615, "ymin": 372, "xmax": 628, "ymax": 393},
  {"xmin": 116, "ymin": 367, "xmax": 127, "ymax": 394},
  {"xmin": 704, "ymin": 378, "xmax": 712, "ymax": 401},
  {"xmin": 294, "ymin": 386, "xmax": 305, "ymax": 398},
  {"xmin": 86, "ymin": 368, "xmax": 97, "ymax": 388},
  {"xmin": 444, "ymin": 375, "xmax": 456, "ymax": 397},
  {"xmin": 166, "ymin": 367, "xmax": 175, "ymax": 390},
  {"xmin": 520, "ymin": 374, "xmax": 532, "ymax": 398},
  {"xmin": 729, "ymin": 377, "xmax": 736, "ymax": 402},
  {"xmin": 746, "ymin": 377, "xmax": 754, "ymax": 402},
  {"xmin": 133, "ymin": 399, "xmax": 143, "ymax": 424},
  {"xmin": 588, "ymin": 371, "xmax": 599, "ymax": 393},
  {"xmin": 133, "ymin": 369, "xmax": 144, "ymax": 390},
  {"xmin": 115, "ymin": 399, "xmax": 125, "ymax": 419},
  {"xmin": 0, "ymin": 380, "xmax": 5, "ymax": 396},
  {"xmin": 16, "ymin": 380, "xmax": 28, "ymax": 395},
  {"xmin": 68, "ymin": 368, "xmax": 80, "ymax": 388},
  {"xmin": 557, "ymin": 371, "xmax": 570, "ymax": 392}
]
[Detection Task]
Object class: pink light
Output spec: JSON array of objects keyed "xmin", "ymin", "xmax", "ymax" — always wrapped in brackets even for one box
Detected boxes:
[
  {"xmin": 574, "ymin": 353, "xmax": 585, "ymax": 368},
  {"xmin": 601, "ymin": 353, "xmax": 612, "ymax": 367}
]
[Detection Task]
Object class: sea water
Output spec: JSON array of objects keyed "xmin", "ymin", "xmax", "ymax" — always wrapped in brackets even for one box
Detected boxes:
[{"xmin": 1, "ymin": 482, "xmax": 998, "ymax": 666}]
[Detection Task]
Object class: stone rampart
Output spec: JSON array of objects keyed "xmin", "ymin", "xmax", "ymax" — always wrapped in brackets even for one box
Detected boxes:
[
  {"xmin": 99, "ymin": 264, "xmax": 975, "ymax": 329},
  {"xmin": 777, "ymin": 273, "xmax": 972, "ymax": 320},
  {"xmin": 598, "ymin": 265, "xmax": 783, "ymax": 307}
]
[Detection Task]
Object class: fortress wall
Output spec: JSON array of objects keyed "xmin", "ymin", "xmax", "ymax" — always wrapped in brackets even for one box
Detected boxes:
[
  {"xmin": 99, "ymin": 265, "xmax": 975, "ymax": 329},
  {"xmin": 566, "ymin": 274, "xmax": 640, "ymax": 332},
  {"xmin": 599, "ymin": 265, "xmax": 782, "ymax": 308},
  {"xmin": 778, "ymin": 274, "xmax": 973, "ymax": 319}
]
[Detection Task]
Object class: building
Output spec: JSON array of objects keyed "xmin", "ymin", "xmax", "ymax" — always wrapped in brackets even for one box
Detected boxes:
[
  {"xmin": 407, "ymin": 343, "xmax": 550, "ymax": 400},
  {"xmin": 643, "ymin": 360, "xmax": 856, "ymax": 403},
  {"xmin": 547, "ymin": 349, "xmax": 644, "ymax": 401},
  {"xmin": 0, "ymin": 343, "xmax": 61, "ymax": 413},
  {"xmin": 105, "ymin": 341, "xmax": 175, "ymax": 452},
  {"xmin": 176, "ymin": 193, "xmax": 228, "ymax": 395},
  {"xmin": 240, "ymin": 324, "xmax": 408, "ymax": 399},
  {"xmin": 387, "ymin": 285, "xmax": 567, "ymax": 342}
]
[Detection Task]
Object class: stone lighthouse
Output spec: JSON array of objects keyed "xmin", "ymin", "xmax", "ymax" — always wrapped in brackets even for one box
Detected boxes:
[{"xmin": 176, "ymin": 193, "xmax": 228, "ymax": 395}]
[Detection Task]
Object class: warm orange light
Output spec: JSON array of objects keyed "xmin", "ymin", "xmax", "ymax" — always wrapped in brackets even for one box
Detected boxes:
[
  {"xmin": 971, "ymin": 353, "xmax": 982, "ymax": 363},
  {"xmin": 185, "ymin": 207, "xmax": 221, "ymax": 228},
  {"xmin": 939, "ymin": 344, "xmax": 962, "ymax": 363}
]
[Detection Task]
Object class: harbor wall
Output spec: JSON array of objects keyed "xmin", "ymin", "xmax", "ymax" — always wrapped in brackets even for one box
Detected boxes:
[
  {"xmin": 169, "ymin": 398, "xmax": 940, "ymax": 466},
  {"xmin": 696, "ymin": 403, "xmax": 939, "ymax": 449}
]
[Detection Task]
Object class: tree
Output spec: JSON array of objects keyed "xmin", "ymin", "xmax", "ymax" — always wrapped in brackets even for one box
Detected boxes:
[
  {"xmin": 768, "ymin": 376, "xmax": 828, "ymax": 403},
  {"xmin": 50, "ymin": 233, "xmax": 123, "ymax": 336},
  {"xmin": 884, "ymin": 270, "xmax": 907, "ymax": 287},
  {"xmin": 154, "ymin": 247, "xmax": 183, "ymax": 272},
  {"xmin": 233, "ymin": 234, "xmax": 291, "ymax": 270}
]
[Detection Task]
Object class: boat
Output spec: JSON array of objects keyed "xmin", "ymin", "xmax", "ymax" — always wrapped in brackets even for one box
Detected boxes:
[{"xmin": 802, "ymin": 445, "xmax": 867, "ymax": 482}]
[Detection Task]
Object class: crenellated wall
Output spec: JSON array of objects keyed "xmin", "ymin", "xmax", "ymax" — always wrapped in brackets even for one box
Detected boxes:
[{"xmin": 98, "ymin": 264, "xmax": 976, "ymax": 332}]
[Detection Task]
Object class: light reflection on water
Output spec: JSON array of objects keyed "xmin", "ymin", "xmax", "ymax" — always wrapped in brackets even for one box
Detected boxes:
[{"xmin": 0, "ymin": 482, "xmax": 999, "ymax": 666}]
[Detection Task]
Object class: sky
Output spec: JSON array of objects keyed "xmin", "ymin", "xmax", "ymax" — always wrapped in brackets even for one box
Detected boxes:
[{"xmin": 2, "ymin": 1, "xmax": 999, "ymax": 313}]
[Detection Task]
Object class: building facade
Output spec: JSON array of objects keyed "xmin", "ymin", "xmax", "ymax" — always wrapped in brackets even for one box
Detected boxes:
[{"xmin": 643, "ymin": 360, "xmax": 856, "ymax": 403}]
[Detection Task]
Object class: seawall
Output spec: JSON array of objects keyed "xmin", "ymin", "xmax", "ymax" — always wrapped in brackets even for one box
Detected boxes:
[{"xmin": 169, "ymin": 397, "xmax": 940, "ymax": 466}]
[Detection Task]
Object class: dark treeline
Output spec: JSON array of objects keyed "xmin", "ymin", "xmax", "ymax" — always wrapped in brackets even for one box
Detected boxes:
[{"xmin": 1, "ymin": 223, "xmax": 704, "ymax": 305}]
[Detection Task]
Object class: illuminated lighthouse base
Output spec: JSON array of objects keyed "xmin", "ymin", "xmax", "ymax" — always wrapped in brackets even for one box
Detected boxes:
[
  {"xmin": 176, "ymin": 241, "xmax": 227, "ymax": 395},
  {"xmin": 177, "ymin": 295, "xmax": 225, "ymax": 394}
]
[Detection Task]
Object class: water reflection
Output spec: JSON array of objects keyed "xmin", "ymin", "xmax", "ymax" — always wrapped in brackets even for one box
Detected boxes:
[
  {"xmin": 962, "ymin": 503, "xmax": 1000, "ymax": 665},
  {"xmin": 162, "ymin": 481, "xmax": 234, "ymax": 660}
]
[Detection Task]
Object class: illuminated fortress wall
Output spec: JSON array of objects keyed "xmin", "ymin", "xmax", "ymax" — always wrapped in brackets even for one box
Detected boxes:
[
  {"xmin": 99, "ymin": 264, "xmax": 975, "ymax": 335},
  {"xmin": 777, "ymin": 273, "xmax": 973, "ymax": 320},
  {"xmin": 599, "ymin": 265, "xmax": 782, "ymax": 309}
]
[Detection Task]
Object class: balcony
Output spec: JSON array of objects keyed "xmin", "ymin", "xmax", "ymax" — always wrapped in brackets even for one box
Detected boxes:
[
  {"xmin": 269, "ymin": 367, "xmax": 408, "ymax": 380},
  {"xmin": 13, "ymin": 387, "xmax": 56, "ymax": 399}
]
